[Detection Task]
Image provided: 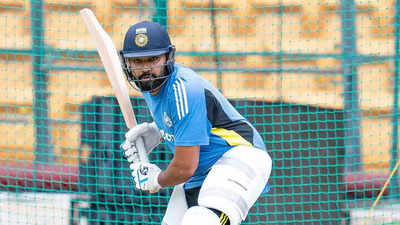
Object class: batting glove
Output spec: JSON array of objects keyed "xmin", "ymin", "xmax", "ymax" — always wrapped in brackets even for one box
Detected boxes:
[
  {"xmin": 120, "ymin": 141, "xmax": 140, "ymax": 163},
  {"xmin": 131, "ymin": 162, "xmax": 162, "ymax": 193},
  {"xmin": 126, "ymin": 122, "xmax": 162, "ymax": 153},
  {"xmin": 121, "ymin": 122, "xmax": 162, "ymax": 163}
]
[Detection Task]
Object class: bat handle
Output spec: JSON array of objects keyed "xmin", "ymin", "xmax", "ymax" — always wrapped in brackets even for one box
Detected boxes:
[{"xmin": 136, "ymin": 136, "xmax": 149, "ymax": 163}]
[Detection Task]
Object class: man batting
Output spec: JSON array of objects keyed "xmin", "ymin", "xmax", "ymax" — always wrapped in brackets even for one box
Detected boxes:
[{"xmin": 119, "ymin": 21, "xmax": 272, "ymax": 225}]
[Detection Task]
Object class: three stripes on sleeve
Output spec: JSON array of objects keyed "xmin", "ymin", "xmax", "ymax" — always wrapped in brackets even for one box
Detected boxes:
[{"xmin": 173, "ymin": 77, "xmax": 189, "ymax": 120}]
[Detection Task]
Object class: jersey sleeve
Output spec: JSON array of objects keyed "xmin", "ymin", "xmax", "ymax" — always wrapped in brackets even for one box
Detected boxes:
[{"xmin": 169, "ymin": 77, "xmax": 209, "ymax": 146}]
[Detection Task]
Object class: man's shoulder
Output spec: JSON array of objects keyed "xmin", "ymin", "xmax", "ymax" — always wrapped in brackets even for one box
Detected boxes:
[
  {"xmin": 174, "ymin": 63, "xmax": 196, "ymax": 75},
  {"xmin": 171, "ymin": 64, "xmax": 206, "ymax": 91},
  {"xmin": 163, "ymin": 66, "xmax": 207, "ymax": 107},
  {"xmin": 176, "ymin": 64, "xmax": 206, "ymax": 79}
]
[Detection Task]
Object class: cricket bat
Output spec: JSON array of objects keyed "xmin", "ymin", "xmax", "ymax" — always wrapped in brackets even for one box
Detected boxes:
[{"xmin": 80, "ymin": 8, "xmax": 149, "ymax": 163}]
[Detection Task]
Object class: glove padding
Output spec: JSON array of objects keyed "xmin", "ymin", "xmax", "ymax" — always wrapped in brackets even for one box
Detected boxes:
[
  {"xmin": 131, "ymin": 162, "xmax": 162, "ymax": 193},
  {"xmin": 121, "ymin": 122, "xmax": 162, "ymax": 163}
]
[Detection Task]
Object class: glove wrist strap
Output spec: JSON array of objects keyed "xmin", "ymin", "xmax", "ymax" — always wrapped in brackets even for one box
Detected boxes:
[{"xmin": 154, "ymin": 170, "xmax": 162, "ymax": 189}]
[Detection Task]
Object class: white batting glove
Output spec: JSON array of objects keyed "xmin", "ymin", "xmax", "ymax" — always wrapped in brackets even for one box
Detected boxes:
[
  {"xmin": 120, "ymin": 141, "xmax": 140, "ymax": 163},
  {"xmin": 121, "ymin": 122, "xmax": 162, "ymax": 163},
  {"xmin": 126, "ymin": 122, "xmax": 162, "ymax": 153},
  {"xmin": 131, "ymin": 162, "xmax": 162, "ymax": 193}
]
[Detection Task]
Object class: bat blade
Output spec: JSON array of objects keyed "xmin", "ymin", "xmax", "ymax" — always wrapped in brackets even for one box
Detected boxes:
[{"xmin": 80, "ymin": 8, "xmax": 148, "ymax": 163}]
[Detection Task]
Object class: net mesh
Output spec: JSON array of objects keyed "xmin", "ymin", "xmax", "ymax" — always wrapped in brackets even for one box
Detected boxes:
[{"xmin": 0, "ymin": 0, "xmax": 399, "ymax": 224}]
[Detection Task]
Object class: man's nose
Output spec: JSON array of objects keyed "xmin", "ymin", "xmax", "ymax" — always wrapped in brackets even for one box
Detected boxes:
[{"xmin": 142, "ymin": 66, "xmax": 152, "ymax": 72}]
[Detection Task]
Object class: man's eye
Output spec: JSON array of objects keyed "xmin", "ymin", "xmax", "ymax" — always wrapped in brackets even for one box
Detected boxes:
[{"xmin": 150, "ymin": 56, "xmax": 159, "ymax": 62}]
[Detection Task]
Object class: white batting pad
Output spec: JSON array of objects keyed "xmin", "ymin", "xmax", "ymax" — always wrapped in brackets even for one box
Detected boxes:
[
  {"xmin": 162, "ymin": 184, "xmax": 188, "ymax": 225},
  {"xmin": 198, "ymin": 146, "xmax": 272, "ymax": 225},
  {"xmin": 181, "ymin": 206, "xmax": 221, "ymax": 225}
]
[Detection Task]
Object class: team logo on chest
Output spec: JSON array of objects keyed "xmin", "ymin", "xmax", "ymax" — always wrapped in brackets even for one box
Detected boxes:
[{"xmin": 163, "ymin": 112, "xmax": 173, "ymax": 127}]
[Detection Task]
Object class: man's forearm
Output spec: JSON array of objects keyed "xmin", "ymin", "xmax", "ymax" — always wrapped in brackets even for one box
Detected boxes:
[{"xmin": 158, "ymin": 161, "xmax": 194, "ymax": 187}]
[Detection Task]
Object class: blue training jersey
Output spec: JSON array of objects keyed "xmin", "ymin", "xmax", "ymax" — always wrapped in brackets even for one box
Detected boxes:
[{"xmin": 142, "ymin": 64, "xmax": 266, "ymax": 189}]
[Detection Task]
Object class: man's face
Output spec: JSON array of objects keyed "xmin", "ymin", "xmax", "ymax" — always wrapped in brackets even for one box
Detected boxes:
[
  {"xmin": 127, "ymin": 54, "xmax": 167, "ymax": 78},
  {"xmin": 126, "ymin": 54, "xmax": 167, "ymax": 91}
]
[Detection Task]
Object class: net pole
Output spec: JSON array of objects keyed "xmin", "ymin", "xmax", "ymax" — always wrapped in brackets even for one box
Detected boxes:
[
  {"xmin": 31, "ymin": 0, "xmax": 54, "ymax": 164},
  {"xmin": 210, "ymin": 0, "xmax": 222, "ymax": 92},
  {"xmin": 391, "ymin": 0, "xmax": 400, "ymax": 198},
  {"xmin": 340, "ymin": 0, "xmax": 361, "ymax": 172}
]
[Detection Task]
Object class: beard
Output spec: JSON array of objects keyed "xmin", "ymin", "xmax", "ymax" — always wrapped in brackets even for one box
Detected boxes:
[
  {"xmin": 136, "ymin": 66, "xmax": 167, "ymax": 92},
  {"xmin": 137, "ymin": 73, "xmax": 161, "ymax": 91}
]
